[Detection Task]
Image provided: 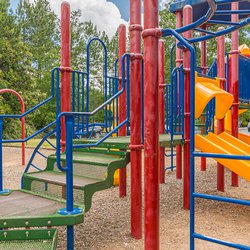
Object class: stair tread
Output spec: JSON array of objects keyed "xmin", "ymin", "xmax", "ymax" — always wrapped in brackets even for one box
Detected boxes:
[
  {"xmin": 49, "ymin": 152, "xmax": 123, "ymax": 165},
  {"xmin": 25, "ymin": 171, "xmax": 104, "ymax": 189},
  {"xmin": 0, "ymin": 191, "xmax": 64, "ymax": 217}
]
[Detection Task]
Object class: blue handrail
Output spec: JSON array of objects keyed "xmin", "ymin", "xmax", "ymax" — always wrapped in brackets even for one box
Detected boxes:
[
  {"xmin": 0, "ymin": 67, "xmax": 59, "ymax": 192},
  {"xmin": 86, "ymin": 37, "xmax": 108, "ymax": 132},
  {"xmin": 0, "ymin": 68, "xmax": 59, "ymax": 119},
  {"xmin": 21, "ymin": 127, "xmax": 56, "ymax": 188},
  {"xmin": 56, "ymin": 53, "xmax": 130, "ymax": 172}
]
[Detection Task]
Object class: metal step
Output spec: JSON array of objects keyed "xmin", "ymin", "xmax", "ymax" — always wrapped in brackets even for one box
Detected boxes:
[
  {"xmin": 0, "ymin": 190, "xmax": 84, "ymax": 228},
  {"xmin": 24, "ymin": 171, "xmax": 104, "ymax": 189}
]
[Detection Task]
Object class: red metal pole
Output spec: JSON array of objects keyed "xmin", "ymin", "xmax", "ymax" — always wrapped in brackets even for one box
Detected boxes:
[
  {"xmin": 159, "ymin": 40, "xmax": 165, "ymax": 184},
  {"xmin": 183, "ymin": 5, "xmax": 192, "ymax": 210},
  {"xmin": 60, "ymin": 2, "xmax": 71, "ymax": 153},
  {"xmin": 200, "ymin": 24, "xmax": 207, "ymax": 172},
  {"xmin": 231, "ymin": 2, "xmax": 239, "ymax": 187},
  {"xmin": 143, "ymin": 0, "xmax": 159, "ymax": 248},
  {"xmin": 175, "ymin": 11, "xmax": 183, "ymax": 180},
  {"xmin": 118, "ymin": 24, "xmax": 127, "ymax": 197},
  {"xmin": 129, "ymin": 0, "xmax": 142, "ymax": 239},
  {"xmin": 217, "ymin": 28, "xmax": 226, "ymax": 192},
  {"xmin": 0, "ymin": 89, "xmax": 25, "ymax": 165}
]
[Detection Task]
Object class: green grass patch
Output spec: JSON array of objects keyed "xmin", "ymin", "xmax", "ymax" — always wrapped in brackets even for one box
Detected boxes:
[{"xmin": 4, "ymin": 138, "xmax": 56, "ymax": 149}]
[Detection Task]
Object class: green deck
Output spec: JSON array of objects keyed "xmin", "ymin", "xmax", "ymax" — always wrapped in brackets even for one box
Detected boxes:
[
  {"xmin": 0, "ymin": 190, "xmax": 84, "ymax": 228},
  {"xmin": 74, "ymin": 134, "xmax": 183, "ymax": 149}
]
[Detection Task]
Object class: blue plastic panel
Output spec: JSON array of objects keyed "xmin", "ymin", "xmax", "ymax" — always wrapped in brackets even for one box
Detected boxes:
[
  {"xmin": 170, "ymin": 0, "xmax": 250, "ymax": 22},
  {"xmin": 239, "ymin": 55, "xmax": 250, "ymax": 101}
]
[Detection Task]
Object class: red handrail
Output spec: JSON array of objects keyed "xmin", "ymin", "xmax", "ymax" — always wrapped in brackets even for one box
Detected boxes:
[{"xmin": 0, "ymin": 89, "xmax": 26, "ymax": 165}]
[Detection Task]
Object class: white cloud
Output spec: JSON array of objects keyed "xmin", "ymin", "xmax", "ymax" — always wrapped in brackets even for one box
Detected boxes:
[{"xmin": 30, "ymin": 0, "xmax": 128, "ymax": 38}]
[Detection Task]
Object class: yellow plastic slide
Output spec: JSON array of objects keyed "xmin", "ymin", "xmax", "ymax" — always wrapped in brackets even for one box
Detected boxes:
[
  {"xmin": 195, "ymin": 132, "xmax": 250, "ymax": 182},
  {"xmin": 195, "ymin": 73, "xmax": 250, "ymax": 182},
  {"xmin": 215, "ymin": 110, "xmax": 250, "ymax": 145},
  {"xmin": 195, "ymin": 73, "xmax": 234, "ymax": 119}
]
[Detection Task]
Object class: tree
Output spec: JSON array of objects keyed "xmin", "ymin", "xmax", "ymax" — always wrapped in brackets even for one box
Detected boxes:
[
  {"xmin": 16, "ymin": 0, "xmax": 60, "ymax": 129},
  {"xmin": 0, "ymin": 0, "xmax": 36, "ymax": 138}
]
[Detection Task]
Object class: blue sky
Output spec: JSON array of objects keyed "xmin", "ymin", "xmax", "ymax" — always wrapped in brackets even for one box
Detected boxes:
[
  {"xmin": 10, "ymin": 0, "xmax": 19, "ymax": 10},
  {"xmin": 108, "ymin": 0, "xmax": 130, "ymax": 21}
]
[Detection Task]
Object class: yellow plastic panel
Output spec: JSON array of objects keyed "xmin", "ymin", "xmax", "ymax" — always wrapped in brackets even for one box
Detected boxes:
[
  {"xmin": 218, "ymin": 132, "xmax": 250, "ymax": 153},
  {"xmin": 239, "ymin": 44, "xmax": 250, "ymax": 56},
  {"xmin": 195, "ymin": 81, "xmax": 233, "ymax": 119},
  {"xmin": 195, "ymin": 133, "xmax": 250, "ymax": 182},
  {"xmin": 239, "ymin": 132, "xmax": 250, "ymax": 145}
]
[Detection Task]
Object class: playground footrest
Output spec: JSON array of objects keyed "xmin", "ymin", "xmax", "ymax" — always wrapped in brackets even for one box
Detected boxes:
[
  {"xmin": 0, "ymin": 228, "xmax": 57, "ymax": 250},
  {"xmin": 24, "ymin": 171, "xmax": 104, "ymax": 189},
  {"xmin": 49, "ymin": 151, "xmax": 123, "ymax": 166}
]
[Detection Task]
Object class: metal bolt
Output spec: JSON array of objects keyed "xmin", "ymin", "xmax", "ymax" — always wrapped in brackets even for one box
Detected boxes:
[
  {"xmin": 25, "ymin": 221, "xmax": 29, "ymax": 226},
  {"xmin": 26, "ymin": 231, "xmax": 29, "ymax": 237},
  {"xmin": 3, "ymin": 232, "xmax": 7, "ymax": 238},
  {"xmin": 3, "ymin": 222, "xmax": 7, "ymax": 227},
  {"xmin": 48, "ymin": 220, "xmax": 51, "ymax": 225},
  {"xmin": 48, "ymin": 231, "xmax": 51, "ymax": 236}
]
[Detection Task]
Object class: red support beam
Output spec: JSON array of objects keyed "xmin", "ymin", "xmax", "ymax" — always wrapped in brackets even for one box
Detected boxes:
[
  {"xmin": 231, "ymin": 2, "xmax": 239, "ymax": 187},
  {"xmin": 158, "ymin": 40, "xmax": 165, "ymax": 184},
  {"xmin": 129, "ymin": 0, "xmax": 142, "ymax": 239},
  {"xmin": 183, "ymin": 5, "xmax": 192, "ymax": 210},
  {"xmin": 217, "ymin": 28, "xmax": 226, "ymax": 192},
  {"xmin": 118, "ymin": 24, "xmax": 127, "ymax": 197},
  {"xmin": 60, "ymin": 2, "xmax": 71, "ymax": 153},
  {"xmin": 143, "ymin": 0, "xmax": 159, "ymax": 248},
  {"xmin": 175, "ymin": 11, "xmax": 183, "ymax": 180},
  {"xmin": 200, "ymin": 24, "xmax": 207, "ymax": 172}
]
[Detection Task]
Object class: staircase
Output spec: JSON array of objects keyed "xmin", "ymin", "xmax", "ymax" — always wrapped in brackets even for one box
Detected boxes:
[
  {"xmin": 0, "ymin": 133, "xmax": 130, "ymax": 249},
  {"xmin": 23, "ymin": 147, "xmax": 130, "ymax": 212}
]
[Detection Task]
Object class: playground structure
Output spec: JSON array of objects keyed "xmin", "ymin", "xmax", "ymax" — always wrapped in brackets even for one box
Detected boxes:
[{"xmin": 0, "ymin": 0, "xmax": 250, "ymax": 250}]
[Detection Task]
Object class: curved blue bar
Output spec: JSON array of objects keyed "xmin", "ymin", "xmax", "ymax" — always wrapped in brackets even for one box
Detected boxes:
[
  {"xmin": 56, "ymin": 54, "xmax": 130, "ymax": 172},
  {"xmin": 189, "ymin": 17, "xmax": 250, "ymax": 43},
  {"xmin": 163, "ymin": 0, "xmax": 216, "ymax": 36},
  {"xmin": 86, "ymin": 37, "xmax": 108, "ymax": 131},
  {"xmin": 0, "ymin": 67, "xmax": 58, "ymax": 119}
]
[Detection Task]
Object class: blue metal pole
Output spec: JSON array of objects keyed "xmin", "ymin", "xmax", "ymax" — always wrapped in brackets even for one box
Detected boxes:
[
  {"xmin": 66, "ymin": 115, "xmax": 74, "ymax": 250},
  {"xmin": 0, "ymin": 118, "xmax": 9, "ymax": 194}
]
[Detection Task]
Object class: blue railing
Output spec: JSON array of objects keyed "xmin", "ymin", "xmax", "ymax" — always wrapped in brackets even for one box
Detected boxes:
[
  {"xmin": 56, "ymin": 53, "xmax": 130, "ymax": 160},
  {"xmin": 163, "ymin": 7, "xmax": 250, "ymax": 249},
  {"xmin": 165, "ymin": 66, "xmax": 184, "ymax": 137},
  {"xmin": 0, "ymin": 67, "xmax": 60, "ymax": 193},
  {"xmin": 72, "ymin": 38, "xmax": 121, "ymax": 138},
  {"xmin": 21, "ymin": 126, "xmax": 57, "ymax": 188}
]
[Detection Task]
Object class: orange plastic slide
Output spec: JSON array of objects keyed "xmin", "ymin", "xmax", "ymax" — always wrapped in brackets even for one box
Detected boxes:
[
  {"xmin": 215, "ymin": 110, "xmax": 250, "ymax": 145},
  {"xmin": 195, "ymin": 132, "xmax": 250, "ymax": 182},
  {"xmin": 195, "ymin": 73, "xmax": 234, "ymax": 119}
]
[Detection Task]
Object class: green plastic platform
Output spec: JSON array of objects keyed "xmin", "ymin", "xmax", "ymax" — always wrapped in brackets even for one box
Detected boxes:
[
  {"xmin": 0, "ymin": 190, "xmax": 84, "ymax": 228},
  {"xmin": 74, "ymin": 134, "xmax": 183, "ymax": 149},
  {"xmin": 0, "ymin": 229, "xmax": 57, "ymax": 250}
]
